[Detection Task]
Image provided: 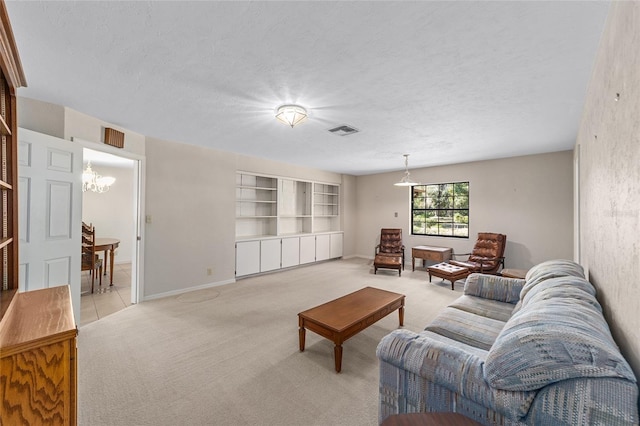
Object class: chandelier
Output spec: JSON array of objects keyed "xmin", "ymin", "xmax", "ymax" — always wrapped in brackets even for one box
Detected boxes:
[
  {"xmin": 275, "ymin": 104, "xmax": 308, "ymax": 127},
  {"xmin": 82, "ymin": 162, "xmax": 115, "ymax": 193},
  {"xmin": 394, "ymin": 154, "xmax": 421, "ymax": 187}
]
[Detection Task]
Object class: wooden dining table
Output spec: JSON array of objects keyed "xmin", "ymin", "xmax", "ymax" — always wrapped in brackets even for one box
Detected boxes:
[{"xmin": 94, "ymin": 238, "xmax": 120, "ymax": 286}]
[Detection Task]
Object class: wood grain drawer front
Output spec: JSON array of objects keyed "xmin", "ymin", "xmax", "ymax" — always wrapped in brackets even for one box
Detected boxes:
[{"xmin": 1, "ymin": 339, "xmax": 75, "ymax": 425}]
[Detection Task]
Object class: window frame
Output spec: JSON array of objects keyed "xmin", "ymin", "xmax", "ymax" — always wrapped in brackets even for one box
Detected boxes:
[{"xmin": 410, "ymin": 181, "xmax": 469, "ymax": 238}]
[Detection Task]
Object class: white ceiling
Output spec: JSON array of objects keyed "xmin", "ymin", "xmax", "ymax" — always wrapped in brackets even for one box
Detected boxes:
[{"xmin": 6, "ymin": 1, "xmax": 609, "ymax": 176}]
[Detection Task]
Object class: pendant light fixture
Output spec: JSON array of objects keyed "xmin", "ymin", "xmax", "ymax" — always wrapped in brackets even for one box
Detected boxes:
[
  {"xmin": 275, "ymin": 104, "xmax": 308, "ymax": 128},
  {"xmin": 394, "ymin": 154, "xmax": 420, "ymax": 187}
]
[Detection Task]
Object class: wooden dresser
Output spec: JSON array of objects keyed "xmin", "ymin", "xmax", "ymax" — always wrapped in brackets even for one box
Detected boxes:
[{"xmin": 0, "ymin": 286, "xmax": 78, "ymax": 425}]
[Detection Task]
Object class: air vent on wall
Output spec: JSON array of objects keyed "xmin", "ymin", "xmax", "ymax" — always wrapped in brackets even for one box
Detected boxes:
[{"xmin": 328, "ymin": 124, "xmax": 359, "ymax": 136}]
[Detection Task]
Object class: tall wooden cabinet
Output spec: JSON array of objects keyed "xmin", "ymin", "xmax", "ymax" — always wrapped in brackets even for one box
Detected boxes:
[{"xmin": 0, "ymin": 2, "xmax": 78, "ymax": 425}]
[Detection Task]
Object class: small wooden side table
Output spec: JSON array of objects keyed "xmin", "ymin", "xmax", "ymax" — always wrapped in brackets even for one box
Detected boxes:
[
  {"xmin": 381, "ymin": 412, "xmax": 482, "ymax": 426},
  {"xmin": 501, "ymin": 268, "xmax": 528, "ymax": 279},
  {"xmin": 411, "ymin": 245, "xmax": 452, "ymax": 271}
]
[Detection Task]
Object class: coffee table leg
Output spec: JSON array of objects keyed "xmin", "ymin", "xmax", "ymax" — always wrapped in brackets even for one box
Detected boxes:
[
  {"xmin": 399, "ymin": 306, "xmax": 404, "ymax": 327},
  {"xmin": 298, "ymin": 318, "xmax": 306, "ymax": 352},
  {"xmin": 334, "ymin": 344, "xmax": 343, "ymax": 373}
]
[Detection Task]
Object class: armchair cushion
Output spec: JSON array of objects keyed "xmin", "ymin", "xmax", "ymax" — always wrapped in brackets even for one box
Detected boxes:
[{"xmin": 450, "ymin": 232, "xmax": 506, "ymax": 274}]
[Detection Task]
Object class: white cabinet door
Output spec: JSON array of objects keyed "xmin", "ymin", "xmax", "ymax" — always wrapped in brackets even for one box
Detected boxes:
[
  {"xmin": 316, "ymin": 234, "xmax": 331, "ymax": 261},
  {"xmin": 299, "ymin": 235, "xmax": 316, "ymax": 264},
  {"xmin": 330, "ymin": 232, "xmax": 343, "ymax": 258},
  {"xmin": 281, "ymin": 237, "xmax": 300, "ymax": 268},
  {"xmin": 260, "ymin": 239, "xmax": 281, "ymax": 272},
  {"xmin": 236, "ymin": 240, "xmax": 260, "ymax": 276}
]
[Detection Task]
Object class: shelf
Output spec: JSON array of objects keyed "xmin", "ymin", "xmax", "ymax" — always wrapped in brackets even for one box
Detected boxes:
[
  {"xmin": 0, "ymin": 180, "xmax": 12, "ymax": 190},
  {"xmin": 0, "ymin": 237, "xmax": 13, "ymax": 250},
  {"xmin": 236, "ymin": 216, "xmax": 277, "ymax": 219},
  {"xmin": 0, "ymin": 115, "xmax": 10, "ymax": 136},
  {"xmin": 237, "ymin": 174, "xmax": 340, "ymax": 238},
  {"xmin": 237, "ymin": 185, "xmax": 277, "ymax": 191}
]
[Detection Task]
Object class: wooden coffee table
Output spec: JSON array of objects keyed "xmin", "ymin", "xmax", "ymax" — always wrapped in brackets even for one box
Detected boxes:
[{"xmin": 298, "ymin": 287, "xmax": 405, "ymax": 372}]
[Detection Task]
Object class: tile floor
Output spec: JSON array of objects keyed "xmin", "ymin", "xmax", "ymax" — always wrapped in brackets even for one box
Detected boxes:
[{"xmin": 80, "ymin": 262, "xmax": 132, "ymax": 327}]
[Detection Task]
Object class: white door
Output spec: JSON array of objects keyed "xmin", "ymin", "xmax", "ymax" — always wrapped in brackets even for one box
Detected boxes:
[{"xmin": 18, "ymin": 128, "xmax": 83, "ymax": 322}]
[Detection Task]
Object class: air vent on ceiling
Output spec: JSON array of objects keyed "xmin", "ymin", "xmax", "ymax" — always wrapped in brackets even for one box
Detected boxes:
[{"xmin": 328, "ymin": 124, "xmax": 359, "ymax": 136}]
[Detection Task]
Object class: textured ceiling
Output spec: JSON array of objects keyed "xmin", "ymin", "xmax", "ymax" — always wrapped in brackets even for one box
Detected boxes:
[{"xmin": 6, "ymin": 1, "xmax": 609, "ymax": 175}]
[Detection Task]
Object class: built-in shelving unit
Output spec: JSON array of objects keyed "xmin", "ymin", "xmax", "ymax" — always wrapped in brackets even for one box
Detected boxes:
[
  {"xmin": 313, "ymin": 183, "xmax": 340, "ymax": 233},
  {"xmin": 279, "ymin": 178, "xmax": 312, "ymax": 235},
  {"xmin": 235, "ymin": 172, "xmax": 342, "ymax": 277},
  {"xmin": 236, "ymin": 173, "xmax": 278, "ymax": 238}
]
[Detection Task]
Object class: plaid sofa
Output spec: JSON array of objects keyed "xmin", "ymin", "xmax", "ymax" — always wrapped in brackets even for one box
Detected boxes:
[{"xmin": 377, "ymin": 259, "xmax": 639, "ymax": 425}]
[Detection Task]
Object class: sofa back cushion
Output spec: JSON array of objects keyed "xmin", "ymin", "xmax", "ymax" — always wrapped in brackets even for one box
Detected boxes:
[
  {"xmin": 484, "ymin": 276, "xmax": 636, "ymax": 391},
  {"xmin": 521, "ymin": 259, "xmax": 585, "ymax": 300},
  {"xmin": 464, "ymin": 273, "xmax": 524, "ymax": 304}
]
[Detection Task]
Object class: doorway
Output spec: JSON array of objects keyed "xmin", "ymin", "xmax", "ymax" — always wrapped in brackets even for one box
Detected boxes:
[{"xmin": 80, "ymin": 147, "xmax": 141, "ymax": 326}]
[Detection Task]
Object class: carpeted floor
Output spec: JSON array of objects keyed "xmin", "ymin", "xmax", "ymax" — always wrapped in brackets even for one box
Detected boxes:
[{"xmin": 78, "ymin": 258, "xmax": 461, "ymax": 425}]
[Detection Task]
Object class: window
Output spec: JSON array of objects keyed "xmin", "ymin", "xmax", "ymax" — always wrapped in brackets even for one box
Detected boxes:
[{"xmin": 412, "ymin": 182, "xmax": 469, "ymax": 237}]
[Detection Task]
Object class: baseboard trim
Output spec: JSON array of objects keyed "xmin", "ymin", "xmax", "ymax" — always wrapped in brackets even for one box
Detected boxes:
[{"xmin": 142, "ymin": 278, "xmax": 236, "ymax": 302}]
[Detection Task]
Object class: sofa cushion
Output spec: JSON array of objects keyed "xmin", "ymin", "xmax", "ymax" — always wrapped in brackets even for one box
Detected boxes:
[
  {"xmin": 520, "ymin": 259, "xmax": 585, "ymax": 301},
  {"xmin": 449, "ymin": 295, "xmax": 515, "ymax": 322},
  {"xmin": 425, "ymin": 307, "xmax": 506, "ymax": 351},
  {"xmin": 464, "ymin": 273, "xmax": 524, "ymax": 304},
  {"xmin": 484, "ymin": 277, "xmax": 636, "ymax": 391},
  {"xmin": 522, "ymin": 276, "xmax": 599, "ymax": 311}
]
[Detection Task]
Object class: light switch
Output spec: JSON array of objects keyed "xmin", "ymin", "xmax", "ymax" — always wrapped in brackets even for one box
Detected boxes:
[{"xmin": 145, "ymin": 215, "xmax": 152, "ymax": 224}]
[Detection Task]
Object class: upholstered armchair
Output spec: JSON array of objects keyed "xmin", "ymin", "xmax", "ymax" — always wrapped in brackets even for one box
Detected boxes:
[
  {"xmin": 449, "ymin": 232, "xmax": 506, "ymax": 274},
  {"xmin": 373, "ymin": 228, "xmax": 405, "ymax": 276}
]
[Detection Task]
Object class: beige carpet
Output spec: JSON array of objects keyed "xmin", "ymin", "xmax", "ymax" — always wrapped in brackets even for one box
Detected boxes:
[{"xmin": 78, "ymin": 258, "xmax": 461, "ymax": 425}]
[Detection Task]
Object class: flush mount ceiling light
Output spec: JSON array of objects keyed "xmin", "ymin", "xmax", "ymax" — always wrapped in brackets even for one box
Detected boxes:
[
  {"xmin": 275, "ymin": 104, "xmax": 308, "ymax": 128},
  {"xmin": 394, "ymin": 154, "xmax": 421, "ymax": 187}
]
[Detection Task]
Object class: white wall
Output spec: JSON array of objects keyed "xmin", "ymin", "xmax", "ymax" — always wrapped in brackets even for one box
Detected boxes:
[
  {"xmin": 144, "ymin": 137, "xmax": 237, "ymax": 297},
  {"xmin": 576, "ymin": 1, "xmax": 640, "ymax": 385},
  {"xmin": 82, "ymin": 164, "xmax": 135, "ymax": 263},
  {"xmin": 355, "ymin": 151, "xmax": 574, "ymax": 269},
  {"xmin": 144, "ymin": 138, "xmax": 349, "ymax": 299}
]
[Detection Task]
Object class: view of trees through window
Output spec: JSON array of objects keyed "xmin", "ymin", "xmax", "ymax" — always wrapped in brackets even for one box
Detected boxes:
[{"xmin": 412, "ymin": 182, "xmax": 469, "ymax": 237}]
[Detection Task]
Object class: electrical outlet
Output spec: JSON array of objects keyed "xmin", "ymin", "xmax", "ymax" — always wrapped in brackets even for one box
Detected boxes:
[{"xmin": 207, "ymin": 268, "xmax": 213, "ymax": 276}]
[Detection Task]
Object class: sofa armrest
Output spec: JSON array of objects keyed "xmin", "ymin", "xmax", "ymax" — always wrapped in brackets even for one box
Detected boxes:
[
  {"xmin": 463, "ymin": 273, "xmax": 524, "ymax": 304},
  {"xmin": 377, "ymin": 329, "xmax": 536, "ymax": 421},
  {"xmin": 377, "ymin": 329, "xmax": 481, "ymax": 384}
]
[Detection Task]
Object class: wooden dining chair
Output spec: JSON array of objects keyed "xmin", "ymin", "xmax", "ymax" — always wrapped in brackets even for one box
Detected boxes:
[{"xmin": 82, "ymin": 224, "xmax": 103, "ymax": 293}]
